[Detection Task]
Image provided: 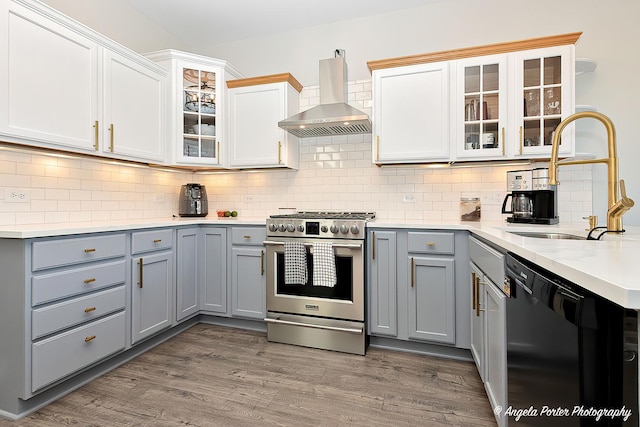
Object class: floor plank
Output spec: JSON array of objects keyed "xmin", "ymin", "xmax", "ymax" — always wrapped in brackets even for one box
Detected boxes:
[{"xmin": 2, "ymin": 324, "xmax": 497, "ymax": 426}]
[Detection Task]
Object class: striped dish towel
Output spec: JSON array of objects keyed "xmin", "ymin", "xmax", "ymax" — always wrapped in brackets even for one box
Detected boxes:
[
  {"xmin": 312, "ymin": 242, "xmax": 336, "ymax": 287},
  {"xmin": 284, "ymin": 241, "xmax": 307, "ymax": 285}
]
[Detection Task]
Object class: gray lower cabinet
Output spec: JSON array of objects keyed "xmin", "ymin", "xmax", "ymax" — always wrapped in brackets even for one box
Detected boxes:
[
  {"xmin": 176, "ymin": 228, "xmax": 200, "ymax": 321},
  {"xmin": 368, "ymin": 229, "xmax": 468, "ymax": 348},
  {"xmin": 199, "ymin": 227, "xmax": 227, "ymax": 314},
  {"xmin": 231, "ymin": 227, "xmax": 266, "ymax": 319},
  {"xmin": 131, "ymin": 229, "xmax": 174, "ymax": 344},
  {"xmin": 368, "ymin": 231, "xmax": 398, "ymax": 336},
  {"xmin": 484, "ymin": 276, "xmax": 506, "ymax": 427},
  {"xmin": 469, "ymin": 262, "xmax": 485, "ymax": 380}
]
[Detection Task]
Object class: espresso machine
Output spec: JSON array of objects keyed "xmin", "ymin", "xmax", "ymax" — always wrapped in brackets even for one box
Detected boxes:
[
  {"xmin": 501, "ymin": 168, "xmax": 559, "ymax": 224},
  {"xmin": 179, "ymin": 183, "xmax": 208, "ymax": 217}
]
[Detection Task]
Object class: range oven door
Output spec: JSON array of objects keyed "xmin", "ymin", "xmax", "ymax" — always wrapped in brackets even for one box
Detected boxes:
[{"xmin": 263, "ymin": 237, "xmax": 364, "ymax": 322}]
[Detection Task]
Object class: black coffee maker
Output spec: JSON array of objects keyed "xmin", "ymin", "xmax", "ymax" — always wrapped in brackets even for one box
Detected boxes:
[
  {"xmin": 501, "ymin": 168, "xmax": 558, "ymax": 224},
  {"xmin": 179, "ymin": 183, "xmax": 208, "ymax": 217}
]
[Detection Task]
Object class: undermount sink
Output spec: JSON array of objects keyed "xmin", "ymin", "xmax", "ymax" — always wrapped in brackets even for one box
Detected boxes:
[{"xmin": 507, "ymin": 231, "xmax": 587, "ymax": 240}]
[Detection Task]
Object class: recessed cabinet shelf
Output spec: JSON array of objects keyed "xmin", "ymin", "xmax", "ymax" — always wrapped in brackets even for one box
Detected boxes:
[{"xmin": 576, "ymin": 58, "xmax": 597, "ymax": 75}]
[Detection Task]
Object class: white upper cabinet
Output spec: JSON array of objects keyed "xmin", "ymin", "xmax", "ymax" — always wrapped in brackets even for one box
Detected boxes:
[
  {"xmin": 145, "ymin": 50, "xmax": 243, "ymax": 167},
  {"xmin": 372, "ymin": 62, "xmax": 451, "ymax": 164},
  {"xmin": 227, "ymin": 74, "xmax": 301, "ymax": 169},
  {"xmin": 0, "ymin": 0, "xmax": 167, "ymax": 163}
]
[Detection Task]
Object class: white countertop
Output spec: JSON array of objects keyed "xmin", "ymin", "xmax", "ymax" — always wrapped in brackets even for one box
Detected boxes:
[
  {"xmin": 2, "ymin": 217, "xmax": 639, "ymax": 309},
  {"xmin": 371, "ymin": 219, "xmax": 640, "ymax": 310}
]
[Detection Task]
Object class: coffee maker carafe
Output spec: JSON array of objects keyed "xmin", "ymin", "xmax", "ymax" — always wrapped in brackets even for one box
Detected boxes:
[
  {"xmin": 501, "ymin": 168, "xmax": 559, "ymax": 224},
  {"xmin": 179, "ymin": 183, "xmax": 208, "ymax": 217}
]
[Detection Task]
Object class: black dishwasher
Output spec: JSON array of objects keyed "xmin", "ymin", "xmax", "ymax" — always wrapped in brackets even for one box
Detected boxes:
[{"xmin": 504, "ymin": 253, "xmax": 636, "ymax": 426}]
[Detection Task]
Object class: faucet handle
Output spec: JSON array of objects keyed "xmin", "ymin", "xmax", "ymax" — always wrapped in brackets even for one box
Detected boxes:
[
  {"xmin": 583, "ymin": 215, "xmax": 598, "ymax": 231},
  {"xmin": 620, "ymin": 179, "xmax": 633, "ymax": 204}
]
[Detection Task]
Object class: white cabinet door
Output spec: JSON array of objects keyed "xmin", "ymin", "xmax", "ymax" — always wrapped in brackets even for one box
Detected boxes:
[
  {"xmin": 103, "ymin": 50, "xmax": 166, "ymax": 162},
  {"xmin": 176, "ymin": 228, "xmax": 199, "ymax": 321},
  {"xmin": 228, "ymin": 81, "xmax": 299, "ymax": 169},
  {"xmin": 373, "ymin": 62, "xmax": 450, "ymax": 164},
  {"xmin": 513, "ymin": 45, "xmax": 575, "ymax": 158},
  {"xmin": 407, "ymin": 256, "xmax": 455, "ymax": 344},
  {"xmin": 200, "ymin": 228, "xmax": 228, "ymax": 314},
  {"xmin": 455, "ymin": 55, "xmax": 508, "ymax": 160},
  {"xmin": 231, "ymin": 247, "xmax": 265, "ymax": 319},
  {"xmin": 0, "ymin": 1, "xmax": 99, "ymax": 151},
  {"xmin": 131, "ymin": 251, "xmax": 173, "ymax": 344}
]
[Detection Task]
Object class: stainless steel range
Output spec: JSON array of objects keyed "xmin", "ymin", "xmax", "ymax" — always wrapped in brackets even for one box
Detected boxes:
[{"xmin": 263, "ymin": 211, "xmax": 375, "ymax": 355}]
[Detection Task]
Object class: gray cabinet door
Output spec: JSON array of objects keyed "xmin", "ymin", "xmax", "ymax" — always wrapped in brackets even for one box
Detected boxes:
[
  {"xmin": 176, "ymin": 228, "xmax": 199, "ymax": 321},
  {"xmin": 368, "ymin": 231, "xmax": 397, "ymax": 336},
  {"xmin": 199, "ymin": 228, "xmax": 227, "ymax": 314},
  {"xmin": 484, "ymin": 278, "xmax": 507, "ymax": 426},
  {"xmin": 469, "ymin": 262, "xmax": 486, "ymax": 381},
  {"xmin": 407, "ymin": 256, "xmax": 455, "ymax": 344},
  {"xmin": 231, "ymin": 246, "xmax": 265, "ymax": 319},
  {"xmin": 131, "ymin": 250, "xmax": 173, "ymax": 344}
]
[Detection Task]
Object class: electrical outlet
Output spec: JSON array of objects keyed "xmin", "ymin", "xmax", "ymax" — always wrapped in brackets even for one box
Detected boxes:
[
  {"xmin": 482, "ymin": 192, "xmax": 505, "ymax": 205},
  {"xmin": 244, "ymin": 195, "xmax": 254, "ymax": 203},
  {"xmin": 153, "ymin": 194, "xmax": 165, "ymax": 203},
  {"xmin": 4, "ymin": 188, "xmax": 30, "ymax": 203},
  {"xmin": 402, "ymin": 193, "xmax": 416, "ymax": 203}
]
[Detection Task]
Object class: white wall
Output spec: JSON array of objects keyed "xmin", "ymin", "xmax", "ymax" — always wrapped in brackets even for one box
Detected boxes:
[{"xmin": 32, "ymin": 0, "xmax": 640, "ymax": 226}]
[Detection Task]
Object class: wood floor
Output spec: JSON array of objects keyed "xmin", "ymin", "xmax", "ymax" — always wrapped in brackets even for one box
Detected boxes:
[{"xmin": 4, "ymin": 324, "xmax": 497, "ymax": 426}]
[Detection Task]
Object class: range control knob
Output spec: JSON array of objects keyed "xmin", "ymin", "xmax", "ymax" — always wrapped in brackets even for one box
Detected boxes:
[
  {"xmin": 287, "ymin": 223, "xmax": 295, "ymax": 232},
  {"xmin": 350, "ymin": 225, "xmax": 360, "ymax": 235},
  {"xmin": 297, "ymin": 225, "xmax": 305, "ymax": 232},
  {"xmin": 321, "ymin": 225, "xmax": 329, "ymax": 233},
  {"xmin": 329, "ymin": 225, "xmax": 339, "ymax": 234},
  {"xmin": 340, "ymin": 224, "xmax": 349, "ymax": 234},
  {"xmin": 268, "ymin": 223, "xmax": 278, "ymax": 232},
  {"xmin": 278, "ymin": 224, "xmax": 286, "ymax": 232}
]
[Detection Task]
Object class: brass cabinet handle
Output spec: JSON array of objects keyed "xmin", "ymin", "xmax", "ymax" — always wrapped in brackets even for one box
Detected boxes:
[
  {"xmin": 153, "ymin": 239, "xmax": 162, "ymax": 243},
  {"xmin": 243, "ymin": 235, "xmax": 252, "ymax": 239},
  {"xmin": 501, "ymin": 127, "xmax": 505, "ymax": 156},
  {"xmin": 278, "ymin": 141, "xmax": 282, "ymax": 164},
  {"xmin": 519, "ymin": 126, "xmax": 523, "ymax": 155},
  {"xmin": 471, "ymin": 272, "xmax": 477, "ymax": 310},
  {"xmin": 109, "ymin": 123, "xmax": 114, "ymax": 152},
  {"xmin": 375, "ymin": 136, "xmax": 380, "ymax": 162},
  {"xmin": 260, "ymin": 250, "xmax": 264, "ymax": 276},
  {"xmin": 138, "ymin": 257, "xmax": 143, "ymax": 288},
  {"xmin": 217, "ymin": 141, "xmax": 221, "ymax": 164},
  {"xmin": 426, "ymin": 241, "xmax": 435, "ymax": 247},
  {"xmin": 84, "ymin": 278, "xmax": 96, "ymax": 284},
  {"xmin": 84, "ymin": 335, "xmax": 96, "ymax": 343},
  {"xmin": 371, "ymin": 231, "xmax": 376, "ymax": 260},
  {"xmin": 475, "ymin": 276, "xmax": 485, "ymax": 317},
  {"xmin": 93, "ymin": 120, "xmax": 99, "ymax": 150},
  {"xmin": 410, "ymin": 257, "xmax": 415, "ymax": 288},
  {"xmin": 84, "ymin": 307, "xmax": 96, "ymax": 313},
  {"xmin": 84, "ymin": 248, "xmax": 96, "ymax": 253}
]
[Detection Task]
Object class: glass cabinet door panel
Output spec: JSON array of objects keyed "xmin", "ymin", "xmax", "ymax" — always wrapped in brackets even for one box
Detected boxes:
[
  {"xmin": 180, "ymin": 67, "xmax": 218, "ymax": 162},
  {"xmin": 183, "ymin": 137, "xmax": 199, "ymax": 157},
  {"xmin": 543, "ymin": 118, "xmax": 561, "ymax": 146},
  {"xmin": 543, "ymin": 56, "xmax": 562, "ymax": 85},
  {"xmin": 464, "ymin": 123, "xmax": 480, "ymax": 151},
  {"xmin": 201, "ymin": 139, "xmax": 215, "ymax": 158},
  {"xmin": 523, "ymin": 59, "xmax": 541, "ymax": 87},
  {"xmin": 523, "ymin": 120, "xmax": 540, "ymax": 147},
  {"xmin": 483, "ymin": 64, "xmax": 499, "ymax": 92},
  {"xmin": 465, "ymin": 66, "xmax": 481, "ymax": 93}
]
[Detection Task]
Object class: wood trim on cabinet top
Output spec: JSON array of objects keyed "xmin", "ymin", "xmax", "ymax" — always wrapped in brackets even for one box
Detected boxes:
[
  {"xmin": 226, "ymin": 73, "xmax": 303, "ymax": 92},
  {"xmin": 367, "ymin": 32, "xmax": 583, "ymax": 72}
]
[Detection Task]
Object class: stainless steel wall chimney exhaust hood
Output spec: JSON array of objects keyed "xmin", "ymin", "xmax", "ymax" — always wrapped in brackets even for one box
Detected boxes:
[{"xmin": 278, "ymin": 50, "xmax": 372, "ymax": 138}]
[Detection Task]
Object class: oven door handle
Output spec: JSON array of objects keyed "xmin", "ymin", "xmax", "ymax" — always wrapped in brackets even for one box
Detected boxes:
[
  {"xmin": 263, "ymin": 317, "xmax": 364, "ymax": 334},
  {"xmin": 263, "ymin": 240, "xmax": 362, "ymax": 249}
]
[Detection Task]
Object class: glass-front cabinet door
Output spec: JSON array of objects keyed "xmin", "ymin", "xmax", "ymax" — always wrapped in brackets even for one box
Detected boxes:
[
  {"xmin": 456, "ymin": 55, "xmax": 507, "ymax": 159},
  {"xmin": 180, "ymin": 66, "xmax": 219, "ymax": 163},
  {"xmin": 514, "ymin": 46, "xmax": 574, "ymax": 157}
]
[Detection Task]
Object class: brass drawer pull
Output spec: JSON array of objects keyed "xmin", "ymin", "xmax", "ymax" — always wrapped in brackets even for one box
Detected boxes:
[
  {"xmin": 84, "ymin": 335, "xmax": 96, "ymax": 343},
  {"xmin": 372, "ymin": 231, "xmax": 376, "ymax": 260},
  {"xmin": 84, "ymin": 307, "xmax": 96, "ymax": 313},
  {"xmin": 243, "ymin": 235, "xmax": 252, "ymax": 239},
  {"xmin": 84, "ymin": 248, "xmax": 96, "ymax": 253},
  {"xmin": 260, "ymin": 250, "xmax": 265, "ymax": 276},
  {"xmin": 138, "ymin": 257, "xmax": 143, "ymax": 288},
  {"xmin": 426, "ymin": 241, "xmax": 435, "ymax": 247},
  {"xmin": 153, "ymin": 239, "xmax": 162, "ymax": 243},
  {"xmin": 410, "ymin": 257, "xmax": 415, "ymax": 288},
  {"xmin": 278, "ymin": 141, "xmax": 282, "ymax": 164},
  {"xmin": 84, "ymin": 278, "xmax": 96, "ymax": 284},
  {"xmin": 93, "ymin": 120, "xmax": 99, "ymax": 150},
  {"xmin": 471, "ymin": 272, "xmax": 477, "ymax": 310},
  {"xmin": 109, "ymin": 123, "xmax": 114, "ymax": 152}
]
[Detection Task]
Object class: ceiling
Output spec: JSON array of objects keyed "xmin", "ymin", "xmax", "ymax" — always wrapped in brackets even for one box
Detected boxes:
[{"xmin": 125, "ymin": 0, "xmax": 439, "ymax": 50}]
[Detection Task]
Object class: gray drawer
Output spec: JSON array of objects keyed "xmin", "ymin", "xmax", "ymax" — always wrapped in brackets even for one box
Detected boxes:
[
  {"xmin": 32, "ymin": 259, "xmax": 126, "ymax": 306},
  {"xmin": 407, "ymin": 232, "xmax": 454, "ymax": 255},
  {"xmin": 32, "ymin": 286, "xmax": 126, "ymax": 340},
  {"xmin": 232, "ymin": 227, "xmax": 266, "ymax": 246},
  {"xmin": 32, "ymin": 234, "xmax": 126, "ymax": 272},
  {"xmin": 131, "ymin": 229, "xmax": 173, "ymax": 254},
  {"xmin": 31, "ymin": 311, "xmax": 125, "ymax": 391},
  {"xmin": 469, "ymin": 236, "xmax": 505, "ymax": 286}
]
